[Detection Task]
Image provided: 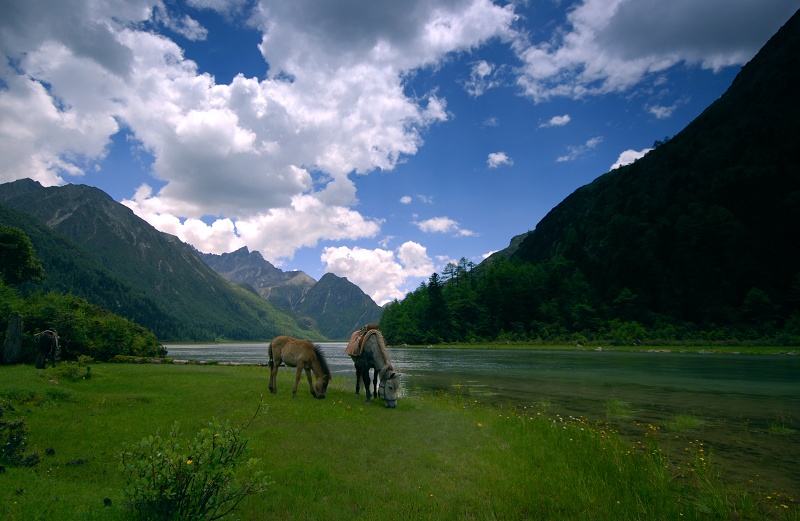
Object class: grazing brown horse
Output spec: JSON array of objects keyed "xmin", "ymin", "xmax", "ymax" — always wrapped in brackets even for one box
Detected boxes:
[
  {"xmin": 35, "ymin": 329, "xmax": 59, "ymax": 369},
  {"xmin": 347, "ymin": 326, "xmax": 399, "ymax": 408},
  {"xmin": 268, "ymin": 336, "xmax": 331, "ymax": 399}
]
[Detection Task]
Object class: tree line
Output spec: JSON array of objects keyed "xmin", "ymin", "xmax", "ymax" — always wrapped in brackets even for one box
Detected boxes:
[
  {"xmin": 379, "ymin": 256, "xmax": 800, "ymax": 347},
  {"xmin": 1, "ymin": 225, "xmax": 164, "ymax": 363}
]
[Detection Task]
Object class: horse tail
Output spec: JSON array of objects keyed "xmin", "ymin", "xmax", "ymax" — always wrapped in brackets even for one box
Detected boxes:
[{"xmin": 267, "ymin": 341, "xmax": 274, "ymax": 368}]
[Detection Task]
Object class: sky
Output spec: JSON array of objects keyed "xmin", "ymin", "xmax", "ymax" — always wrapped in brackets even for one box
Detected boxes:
[{"xmin": 1, "ymin": 0, "xmax": 797, "ymax": 305}]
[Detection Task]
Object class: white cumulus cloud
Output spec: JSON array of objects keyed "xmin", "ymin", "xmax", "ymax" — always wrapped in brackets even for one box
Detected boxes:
[
  {"xmin": 556, "ymin": 136, "xmax": 603, "ymax": 162},
  {"xmin": 321, "ymin": 241, "xmax": 434, "ymax": 304},
  {"xmin": 513, "ymin": 0, "xmax": 797, "ymax": 102},
  {"xmin": 413, "ymin": 216, "xmax": 475, "ymax": 237},
  {"xmin": 0, "ymin": 0, "xmax": 516, "ymax": 268},
  {"xmin": 487, "ymin": 151, "xmax": 513, "ymax": 168},
  {"xmin": 539, "ymin": 114, "xmax": 571, "ymax": 128},
  {"xmin": 610, "ymin": 148, "xmax": 652, "ymax": 170}
]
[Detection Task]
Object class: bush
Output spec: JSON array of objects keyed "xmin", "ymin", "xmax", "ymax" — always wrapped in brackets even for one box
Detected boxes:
[
  {"xmin": 0, "ymin": 401, "xmax": 40, "ymax": 468},
  {"xmin": 43, "ymin": 361, "xmax": 92, "ymax": 382},
  {"xmin": 120, "ymin": 416, "xmax": 269, "ymax": 520},
  {"xmin": 7, "ymin": 290, "xmax": 166, "ymax": 362}
]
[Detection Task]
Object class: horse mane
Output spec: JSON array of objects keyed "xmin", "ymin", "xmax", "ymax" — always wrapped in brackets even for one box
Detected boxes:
[
  {"xmin": 313, "ymin": 344, "xmax": 332, "ymax": 378},
  {"xmin": 370, "ymin": 330, "xmax": 390, "ymax": 365}
]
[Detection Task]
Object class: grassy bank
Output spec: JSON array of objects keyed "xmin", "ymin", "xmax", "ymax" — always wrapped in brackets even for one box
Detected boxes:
[{"xmin": 1, "ymin": 362, "xmax": 795, "ymax": 520}]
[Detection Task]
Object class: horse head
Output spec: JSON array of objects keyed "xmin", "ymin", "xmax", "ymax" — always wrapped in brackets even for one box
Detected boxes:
[
  {"xmin": 313, "ymin": 374, "xmax": 330, "ymax": 399},
  {"xmin": 379, "ymin": 370, "xmax": 399, "ymax": 408}
]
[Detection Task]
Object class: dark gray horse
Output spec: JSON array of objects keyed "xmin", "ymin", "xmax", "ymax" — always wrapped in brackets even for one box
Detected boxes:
[
  {"xmin": 348, "ymin": 329, "xmax": 399, "ymax": 408},
  {"xmin": 35, "ymin": 329, "xmax": 59, "ymax": 369}
]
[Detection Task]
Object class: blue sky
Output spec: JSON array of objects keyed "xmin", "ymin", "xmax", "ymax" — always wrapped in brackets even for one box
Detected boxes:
[{"xmin": 1, "ymin": 0, "xmax": 797, "ymax": 304}]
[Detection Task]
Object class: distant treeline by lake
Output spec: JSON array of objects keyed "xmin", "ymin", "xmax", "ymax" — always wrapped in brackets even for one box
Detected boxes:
[{"xmin": 379, "ymin": 258, "xmax": 800, "ymax": 347}]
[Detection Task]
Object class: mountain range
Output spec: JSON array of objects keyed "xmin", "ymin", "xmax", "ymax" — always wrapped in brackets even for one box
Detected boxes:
[
  {"xmin": 0, "ymin": 180, "xmax": 380, "ymax": 341},
  {"xmin": 200, "ymin": 248, "xmax": 383, "ymax": 339}
]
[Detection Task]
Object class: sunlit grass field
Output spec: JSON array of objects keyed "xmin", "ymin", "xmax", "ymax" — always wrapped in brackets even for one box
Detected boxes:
[{"xmin": 1, "ymin": 362, "xmax": 796, "ymax": 520}]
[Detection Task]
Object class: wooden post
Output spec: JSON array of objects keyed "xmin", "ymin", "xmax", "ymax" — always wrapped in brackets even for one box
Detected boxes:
[{"xmin": 2, "ymin": 312, "xmax": 23, "ymax": 364}]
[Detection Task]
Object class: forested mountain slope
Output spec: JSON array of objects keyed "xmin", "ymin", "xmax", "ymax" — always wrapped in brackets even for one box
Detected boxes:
[
  {"xmin": 513, "ymin": 9, "xmax": 800, "ymax": 328},
  {"xmin": 0, "ymin": 180, "xmax": 321, "ymax": 341},
  {"xmin": 380, "ymin": 10, "xmax": 800, "ymax": 345},
  {"xmin": 296, "ymin": 273, "xmax": 384, "ymax": 340}
]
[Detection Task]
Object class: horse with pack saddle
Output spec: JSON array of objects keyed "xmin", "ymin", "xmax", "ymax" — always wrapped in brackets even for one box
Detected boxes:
[{"xmin": 346, "ymin": 323, "xmax": 399, "ymax": 408}]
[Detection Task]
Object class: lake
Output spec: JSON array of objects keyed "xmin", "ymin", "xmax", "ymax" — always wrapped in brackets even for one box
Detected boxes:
[{"xmin": 165, "ymin": 343, "xmax": 800, "ymax": 495}]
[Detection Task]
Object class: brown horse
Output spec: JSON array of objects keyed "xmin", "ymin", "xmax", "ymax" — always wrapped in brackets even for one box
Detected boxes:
[{"xmin": 268, "ymin": 336, "xmax": 331, "ymax": 399}]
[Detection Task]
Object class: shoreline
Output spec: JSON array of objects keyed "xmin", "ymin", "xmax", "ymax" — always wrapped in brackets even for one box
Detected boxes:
[{"xmin": 161, "ymin": 341, "xmax": 799, "ymax": 356}]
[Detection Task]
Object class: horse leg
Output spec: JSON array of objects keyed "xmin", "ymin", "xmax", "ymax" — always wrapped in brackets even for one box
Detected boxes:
[
  {"xmin": 354, "ymin": 365, "xmax": 362, "ymax": 395},
  {"xmin": 269, "ymin": 361, "xmax": 278, "ymax": 394},
  {"xmin": 291, "ymin": 366, "xmax": 305, "ymax": 398},
  {"xmin": 304, "ymin": 366, "xmax": 316, "ymax": 398},
  {"xmin": 362, "ymin": 368, "xmax": 373, "ymax": 404},
  {"xmin": 372, "ymin": 369, "xmax": 378, "ymax": 397}
]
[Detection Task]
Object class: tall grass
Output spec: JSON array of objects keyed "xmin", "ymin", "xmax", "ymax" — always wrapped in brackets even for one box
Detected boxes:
[
  {"xmin": 664, "ymin": 413, "xmax": 706, "ymax": 432},
  {"xmin": 0, "ymin": 362, "xmax": 794, "ymax": 520}
]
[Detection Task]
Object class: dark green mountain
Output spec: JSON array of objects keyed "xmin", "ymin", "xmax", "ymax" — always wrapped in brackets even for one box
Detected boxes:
[
  {"xmin": 512, "ymin": 9, "xmax": 800, "ymax": 327},
  {"xmin": 296, "ymin": 272, "xmax": 384, "ymax": 340},
  {"xmin": 482, "ymin": 231, "xmax": 532, "ymax": 265},
  {"xmin": 380, "ymin": 9, "xmax": 800, "ymax": 346},
  {"xmin": 201, "ymin": 248, "xmax": 383, "ymax": 340},
  {"xmin": 0, "ymin": 179, "xmax": 321, "ymax": 342}
]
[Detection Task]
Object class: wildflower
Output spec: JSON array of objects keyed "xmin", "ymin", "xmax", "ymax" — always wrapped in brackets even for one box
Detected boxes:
[{"xmin": 187, "ymin": 459, "xmax": 193, "ymax": 465}]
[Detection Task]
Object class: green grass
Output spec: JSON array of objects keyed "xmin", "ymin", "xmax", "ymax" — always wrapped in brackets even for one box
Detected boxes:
[
  {"xmin": 0, "ymin": 362, "xmax": 795, "ymax": 520},
  {"xmin": 664, "ymin": 413, "xmax": 706, "ymax": 433},
  {"xmin": 604, "ymin": 398, "xmax": 635, "ymax": 420},
  {"xmin": 768, "ymin": 414, "xmax": 796, "ymax": 436}
]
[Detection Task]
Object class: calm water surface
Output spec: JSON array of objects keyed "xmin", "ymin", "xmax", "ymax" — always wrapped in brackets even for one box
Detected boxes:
[{"xmin": 166, "ymin": 343, "xmax": 800, "ymax": 495}]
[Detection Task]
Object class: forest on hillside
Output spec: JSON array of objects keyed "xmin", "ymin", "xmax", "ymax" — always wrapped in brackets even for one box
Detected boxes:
[
  {"xmin": 379, "ymin": 13, "xmax": 800, "ymax": 348},
  {"xmin": 1, "ymin": 225, "xmax": 165, "ymax": 363},
  {"xmin": 379, "ymin": 257, "xmax": 800, "ymax": 346}
]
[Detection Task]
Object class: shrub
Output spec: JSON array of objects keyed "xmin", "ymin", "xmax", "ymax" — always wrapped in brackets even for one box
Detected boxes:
[
  {"xmin": 0, "ymin": 401, "xmax": 40, "ymax": 467},
  {"xmin": 120, "ymin": 416, "xmax": 269, "ymax": 520}
]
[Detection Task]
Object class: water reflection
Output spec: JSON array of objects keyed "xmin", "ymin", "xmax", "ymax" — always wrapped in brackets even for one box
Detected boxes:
[{"xmin": 166, "ymin": 343, "xmax": 800, "ymax": 494}]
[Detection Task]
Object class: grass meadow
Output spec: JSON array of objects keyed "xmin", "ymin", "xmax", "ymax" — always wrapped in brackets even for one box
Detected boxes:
[{"xmin": 1, "ymin": 361, "xmax": 797, "ymax": 520}]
